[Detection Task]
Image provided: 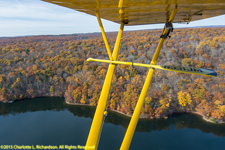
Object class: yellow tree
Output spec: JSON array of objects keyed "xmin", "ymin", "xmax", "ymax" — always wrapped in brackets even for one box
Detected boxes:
[
  {"xmin": 160, "ymin": 94, "xmax": 171, "ymax": 109},
  {"xmin": 178, "ymin": 91, "xmax": 192, "ymax": 107},
  {"xmin": 219, "ymin": 105, "xmax": 225, "ymax": 113},
  {"xmin": 142, "ymin": 96, "xmax": 153, "ymax": 116},
  {"xmin": 80, "ymin": 95, "xmax": 86, "ymax": 104},
  {"xmin": 50, "ymin": 85, "xmax": 54, "ymax": 95},
  {"xmin": 211, "ymin": 109, "xmax": 224, "ymax": 120}
]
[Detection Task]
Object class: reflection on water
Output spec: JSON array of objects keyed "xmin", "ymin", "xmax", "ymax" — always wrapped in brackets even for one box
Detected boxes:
[
  {"xmin": 1, "ymin": 97, "xmax": 225, "ymax": 137},
  {"xmin": 0, "ymin": 97, "xmax": 225, "ymax": 150}
]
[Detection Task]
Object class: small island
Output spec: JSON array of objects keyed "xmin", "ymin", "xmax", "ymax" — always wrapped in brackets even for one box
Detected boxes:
[{"xmin": 0, "ymin": 27, "xmax": 224, "ymax": 123}]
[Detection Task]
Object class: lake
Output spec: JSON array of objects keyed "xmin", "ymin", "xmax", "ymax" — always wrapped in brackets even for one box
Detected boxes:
[{"xmin": 0, "ymin": 97, "xmax": 225, "ymax": 150}]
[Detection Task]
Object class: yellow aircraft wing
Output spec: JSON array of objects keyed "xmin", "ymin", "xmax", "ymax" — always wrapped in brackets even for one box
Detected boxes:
[{"xmin": 43, "ymin": 0, "xmax": 225, "ymax": 25}]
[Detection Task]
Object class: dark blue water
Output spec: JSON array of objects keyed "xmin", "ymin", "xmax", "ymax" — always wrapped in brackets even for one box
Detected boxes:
[{"xmin": 0, "ymin": 97, "xmax": 225, "ymax": 150}]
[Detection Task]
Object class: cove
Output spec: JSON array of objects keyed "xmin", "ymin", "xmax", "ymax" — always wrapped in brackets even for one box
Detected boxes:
[{"xmin": 0, "ymin": 97, "xmax": 225, "ymax": 150}]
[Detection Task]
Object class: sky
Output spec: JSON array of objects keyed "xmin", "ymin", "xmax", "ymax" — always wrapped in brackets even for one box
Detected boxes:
[{"xmin": 0, "ymin": 0, "xmax": 225, "ymax": 37}]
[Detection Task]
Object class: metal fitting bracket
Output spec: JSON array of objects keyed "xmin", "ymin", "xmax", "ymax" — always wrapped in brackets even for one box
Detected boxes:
[{"xmin": 160, "ymin": 22, "xmax": 173, "ymax": 39}]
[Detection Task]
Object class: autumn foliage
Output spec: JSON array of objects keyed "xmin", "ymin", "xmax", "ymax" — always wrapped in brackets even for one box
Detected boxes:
[{"xmin": 0, "ymin": 27, "xmax": 225, "ymax": 122}]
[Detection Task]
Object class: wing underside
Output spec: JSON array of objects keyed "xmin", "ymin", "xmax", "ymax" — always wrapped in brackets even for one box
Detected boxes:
[{"xmin": 43, "ymin": 0, "xmax": 225, "ymax": 25}]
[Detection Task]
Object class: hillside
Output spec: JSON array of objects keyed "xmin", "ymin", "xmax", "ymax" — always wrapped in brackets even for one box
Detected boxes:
[{"xmin": 0, "ymin": 27, "xmax": 224, "ymax": 123}]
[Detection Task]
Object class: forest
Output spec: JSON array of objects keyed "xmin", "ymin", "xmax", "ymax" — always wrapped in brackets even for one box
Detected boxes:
[{"xmin": 0, "ymin": 27, "xmax": 224, "ymax": 123}]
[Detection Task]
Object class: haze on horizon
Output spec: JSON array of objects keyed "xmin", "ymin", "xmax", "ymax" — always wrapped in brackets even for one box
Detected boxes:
[{"xmin": 0, "ymin": 0, "xmax": 225, "ymax": 37}]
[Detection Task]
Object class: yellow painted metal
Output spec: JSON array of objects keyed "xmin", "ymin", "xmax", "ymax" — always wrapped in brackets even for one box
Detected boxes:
[
  {"xmin": 104, "ymin": 111, "xmax": 108, "ymax": 116},
  {"xmin": 85, "ymin": 22, "xmax": 124, "ymax": 150},
  {"xmin": 120, "ymin": 7, "xmax": 177, "ymax": 150},
  {"xmin": 43, "ymin": 0, "xmax": 225, "ymax": 26},
  {"xmin": 86, "ymin": 58, "xmax": 216, "ymax": 77},
  {"xmin": 151, "ymin": 7, "xmax": 177, "ymax": 65},
  {"xmin": 96, "ymin": 10, "xmax": 113, "ymax": 61}
]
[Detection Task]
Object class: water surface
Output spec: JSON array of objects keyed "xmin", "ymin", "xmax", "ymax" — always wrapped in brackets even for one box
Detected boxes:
[{"xmin": 0, "ymin": 97, "xmax": 225, "ymax": 150}]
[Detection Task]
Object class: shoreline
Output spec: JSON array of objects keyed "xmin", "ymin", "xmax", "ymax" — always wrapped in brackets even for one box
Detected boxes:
[
  {"xmin": 65, "ymin": 101, "xmax": 224, "ymax": 124},
  {"xmin": 65, "ymin": 101, "xmax": 133, "ymax": 118},
  {"xmin": 2, "ymin": 98, "xmax": 223, "ymax": 124},
  {"xmin": 191, "ymin": 111, "xmax": 224, "ymax": 124}
]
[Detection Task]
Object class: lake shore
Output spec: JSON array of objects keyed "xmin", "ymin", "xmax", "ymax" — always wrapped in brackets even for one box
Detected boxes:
[
  {"xmin": 65, "ymin": 101, "xmax": 224, "ymax": 124},
  {"xmin": 191, "ymin": 111, "xmax": 224, "ymax": 124},
  {"xmin": 65, "ymin": 101, "xmax": 133, "ymax": 118}
]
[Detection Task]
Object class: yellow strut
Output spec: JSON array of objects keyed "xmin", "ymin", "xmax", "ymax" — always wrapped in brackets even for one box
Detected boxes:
[
  {"xmin": 86, "ymin": 1, "xmax": 125, "ymax": 149},
  {"xmin": 120, "ymin": 7, "xmax": 178, "ymax": 150},
  {"xmin": 96, "ymin": 0, "xmax": 113, "ymax": 61},
  {"xmin": 86, "ymin": 58, "xmax": 216, "ymax": 77},
  {"xmin": 85, "ymin": 22, "xmax": 125, "ymax": 150}
]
